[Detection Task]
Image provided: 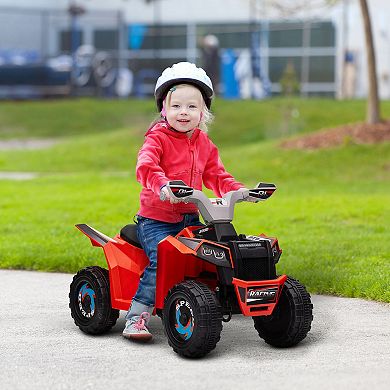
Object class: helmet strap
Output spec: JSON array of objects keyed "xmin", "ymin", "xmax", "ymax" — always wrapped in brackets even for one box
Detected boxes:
[
  {"xmin": 198, "ymin": 112, "xmax": 203, "ymax": 126},
  {"xmin": 168, "ymin": 123, "xmax": 193, "ymax": 134},
  {"xmin": 161, "ymin": 100, "xmax": 167, "ymax": 117}
]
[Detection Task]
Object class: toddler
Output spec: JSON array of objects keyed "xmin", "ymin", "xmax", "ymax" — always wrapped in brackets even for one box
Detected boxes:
[{"xmin": 122, "ymin": 62, "xmax": 245, "ymax": 341}]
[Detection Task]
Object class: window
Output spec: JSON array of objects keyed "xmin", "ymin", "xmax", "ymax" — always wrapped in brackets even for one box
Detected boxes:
[
  {"xmin": 310, "ymin": 22, "xmax": 335, "ymax": 47},
  {"xmin": 196, "ymin": 23, "xmax": 251, "ymax": 49},
  {"xmin": 308, "ymin": 56, "xmax": 335, "ymax": 82},
  {"xmin": 94, "ymin": 30, "xmax": 118, "ymax": 50},
  {"xmin": 269, "ymin": 22, "xmax": 304, "ymax": 48},
  {"xmin": 139, "ymin": 25, "xmax": 187, "ymax": 50},
  {"xmin": 60, "ymin": 30, "xmax": 83, "ymax": 53},
  {"xmin": 269, "ymin": 57, "xmax": 302, "ymax": 83}
]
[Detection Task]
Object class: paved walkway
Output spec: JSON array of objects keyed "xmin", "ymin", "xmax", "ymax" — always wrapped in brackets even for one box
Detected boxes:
[
  {"xmin": 0, "ymin": 139, "xmax": 57, "ymax": 150},
  {"xmin": 0, "ymin": 269, "xmax": 389, "ymax": 390}
]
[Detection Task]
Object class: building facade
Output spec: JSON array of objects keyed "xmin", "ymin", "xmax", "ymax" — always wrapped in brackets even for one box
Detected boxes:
[{"xmin": 0, "ymin": 0, "xmax": 389, "ymax": 99}]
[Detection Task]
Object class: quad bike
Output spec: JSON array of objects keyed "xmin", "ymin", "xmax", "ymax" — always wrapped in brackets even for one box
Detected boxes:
[{"xmin": 69, "ymin": 181, "xmax": 313, "ymax": 358}]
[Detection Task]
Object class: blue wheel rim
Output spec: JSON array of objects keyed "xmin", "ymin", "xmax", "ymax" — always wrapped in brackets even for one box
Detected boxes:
[
  {"xmin": 173, "ymin": 299, "xmax": 194, "ymax": 341},
  {"xmin": 78, "ymin": 283, "xmax": 96, "ymax": 318}
]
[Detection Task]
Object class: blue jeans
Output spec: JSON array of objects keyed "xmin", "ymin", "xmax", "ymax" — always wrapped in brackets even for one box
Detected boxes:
[{"xmin": 125, "ymin": 213, "xmax": 203, "ymax": 321}]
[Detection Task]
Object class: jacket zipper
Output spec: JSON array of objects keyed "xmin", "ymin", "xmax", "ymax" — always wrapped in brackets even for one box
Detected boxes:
[{"xmin": 189, "ymin": 139, "xmax": 195, "ymax": 187}]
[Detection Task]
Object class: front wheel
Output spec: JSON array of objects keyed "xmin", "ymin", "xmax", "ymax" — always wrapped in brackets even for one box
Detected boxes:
[
  {"xmin": 69, "ymin": 266, "xmax": 119, "ymax": 334},
  {"xmin": 253, "ymin": 276, "xmax": 313, "ymax": 347},
  {"xmin": 163, "ymin": 281, "xmax": 223, "ymax": 358}
]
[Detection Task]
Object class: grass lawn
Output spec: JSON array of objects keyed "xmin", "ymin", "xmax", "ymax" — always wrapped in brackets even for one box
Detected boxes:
[{"xmin": 0, "ymin": 98, "xmax": 389, "ymax": 302}]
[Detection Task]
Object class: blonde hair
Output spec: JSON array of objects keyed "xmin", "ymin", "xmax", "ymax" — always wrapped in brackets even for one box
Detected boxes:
[{"xmin": 158, "ymin": 83, "xmax": 214, "ymax": 132}]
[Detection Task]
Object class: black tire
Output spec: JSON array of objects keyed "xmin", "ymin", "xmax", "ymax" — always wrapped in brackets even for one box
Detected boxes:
[
  {"xmin": 163, "ymin": 281, "xmax": 223, "ymax": 358},
  {"xmin": 69, "ymin": 266, "xmax": 119, "ymax": 335},
  {"xmin": 253, "ymin": 276, "xmax": 313, "ymax": 347}
]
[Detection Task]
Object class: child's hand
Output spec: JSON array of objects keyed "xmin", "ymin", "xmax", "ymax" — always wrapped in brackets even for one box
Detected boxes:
[
  {"xmin": 160, "ymin": 186, "xmax": 181, "ymax": 204},
  {"xmin": 242, "ymin": 187, "xmax": 258, "ymax": 202}
]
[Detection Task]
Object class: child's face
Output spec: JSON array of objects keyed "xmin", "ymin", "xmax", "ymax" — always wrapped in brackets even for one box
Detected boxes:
[{"xmin": 165, "ymin": 85, "xmax": 203, "ymax": 133}]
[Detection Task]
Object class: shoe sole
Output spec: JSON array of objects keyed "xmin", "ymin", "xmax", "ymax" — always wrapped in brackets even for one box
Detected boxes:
[{"xmin": 122, "ymin": 333, "xmax": 153, "ymax": 342}]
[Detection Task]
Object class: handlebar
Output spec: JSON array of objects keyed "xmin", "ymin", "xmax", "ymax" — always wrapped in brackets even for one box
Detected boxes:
[{"xmin": 160, "ymin": 180, "xmax": 276, "ymax": 223}]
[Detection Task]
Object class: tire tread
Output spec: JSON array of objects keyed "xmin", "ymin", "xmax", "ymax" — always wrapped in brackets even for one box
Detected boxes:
[
  {"xmin": 163, "ymin": 281, "xmax": 222, "ymax": 358},
  {"xmin": 253, "ymin": 276, "xmax": 313, "ymax": 347},
  {"xmin": 69, "ymin": 266, "xmax": 119, "ymax": 335}
]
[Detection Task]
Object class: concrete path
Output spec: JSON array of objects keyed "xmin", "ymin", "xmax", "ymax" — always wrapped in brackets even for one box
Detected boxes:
[
  {"xmin": 0, "ymin": 172, "xmax": 37, "ymax": 180},
  {"xmin": 0, "ymin": 139, "xmax": 58, "ymax": 150},
  {"xmin": 0, "ymin": 270, "xmax": 389, "ymax": 390}
]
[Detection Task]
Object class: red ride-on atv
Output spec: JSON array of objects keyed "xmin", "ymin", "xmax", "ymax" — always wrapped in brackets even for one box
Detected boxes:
[{"xmin": 69, "ymin": 181, "xmax": 313, "ymax": 358}]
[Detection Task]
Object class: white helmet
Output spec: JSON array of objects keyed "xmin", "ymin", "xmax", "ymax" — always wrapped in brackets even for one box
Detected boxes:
[{"xmin": 154, "ymin": 62, "xmax": 214, "ymax": 111}]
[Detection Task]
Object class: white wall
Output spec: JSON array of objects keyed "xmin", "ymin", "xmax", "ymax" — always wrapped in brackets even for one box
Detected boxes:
[
  {"xmin": 0, "ymin": 0, "xmax": 254, "ymax": 22},
  {"xmin": 0, "ymin": 0, "xmax": 347, "ymax": 22}
]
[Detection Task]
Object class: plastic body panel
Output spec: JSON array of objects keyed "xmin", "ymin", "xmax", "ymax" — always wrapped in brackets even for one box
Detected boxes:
[
  {"xmin": 76, "ymin": 224, "xmax": 285, "ymax": 316},
  {"xmin": 104, "ymin": 236, "xmax": 149, "ymax": 310},
  {"xmin": 154, "ymin": 235, "xmax": 219, "ymax": 310}
]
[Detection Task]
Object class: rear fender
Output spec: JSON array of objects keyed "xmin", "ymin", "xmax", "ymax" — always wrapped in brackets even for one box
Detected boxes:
[
  {"xmin": 75, "ymin": 224, "xmax": 116, "ymax": 247},
  {"xmin": 75, "ymin": 224, "xmax": 149, "ymax": 310}
]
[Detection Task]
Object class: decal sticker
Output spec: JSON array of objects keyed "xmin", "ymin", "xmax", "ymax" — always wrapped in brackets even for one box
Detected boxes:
[
  {"xmin": 246, "ymin": 286, "xmax": 278, "ymax": 304},
  {"xmin": 78, "ymin": 283, "xmax": 96, "ymax": 317},
  {"xmin": 238, "ymin": 242, "xmax": 264, "ymax": 248},
  {"xmin": 172, "ymin": 188, "xmax": 193, "ymax": 197},
  {"xmin": 246, "ymin": 235, "xmax": 272, "ymax": 243},
  {"xmin": 197, "ymin": 227, "xmax": 212, "ymax": 234},
  {"xmin": 210, "ymin": 198, "xmax": 228, "ymax": 206},
  {"xmin": 202, "ymin": 245, "xmax": 226, "ymax": 259},
  {"xmin": 175, "ymin": 299, "xmax": 194, "ymax": 340}
]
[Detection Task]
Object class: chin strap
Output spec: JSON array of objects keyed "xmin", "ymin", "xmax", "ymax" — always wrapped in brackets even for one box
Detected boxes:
[{"xmin": 171, "ymin": 127, "xmax": 193, "ymax": 134}]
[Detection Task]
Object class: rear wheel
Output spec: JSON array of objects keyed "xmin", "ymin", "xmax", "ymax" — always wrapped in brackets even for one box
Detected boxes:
[
  {"xmin": 163, "ymin": 281, "xmax": 223, "ymax": 358},
  {"xmin": 253, "ymin": 276, "xmax": 313, "ymax": 347},
  {"xmin": 69, "ymin": 266, "xmax": 119, "ymax": 334}
]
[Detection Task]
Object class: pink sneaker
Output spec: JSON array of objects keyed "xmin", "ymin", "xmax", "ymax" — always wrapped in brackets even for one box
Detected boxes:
[{"xmin": 122, "ymin": 312, "xmax": 152, "ymax": 342}]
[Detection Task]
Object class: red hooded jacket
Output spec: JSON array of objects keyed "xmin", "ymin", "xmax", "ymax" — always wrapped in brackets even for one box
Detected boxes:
[{"xmin": 136, "ymin": 121, "xmax": 244, "ymax": 223}]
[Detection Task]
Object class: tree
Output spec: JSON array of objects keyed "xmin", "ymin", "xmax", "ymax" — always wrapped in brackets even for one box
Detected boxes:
[
  {"xmin": 359, "ymin": 0, "xmax": 380, "ymax": 123},
  {"xmin": 280, "ymin": 60, "xmax": 300, "ymax": 96}
]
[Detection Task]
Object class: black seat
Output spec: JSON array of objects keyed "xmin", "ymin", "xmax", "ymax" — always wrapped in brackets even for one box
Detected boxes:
[{"xmin": 120, "ymin": 224, "xmax": 143, "ymax": 248}]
